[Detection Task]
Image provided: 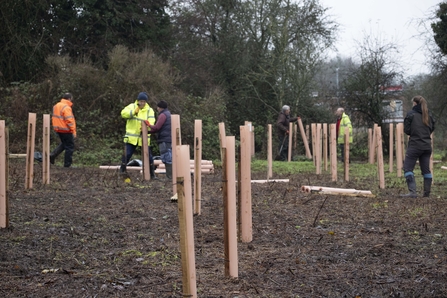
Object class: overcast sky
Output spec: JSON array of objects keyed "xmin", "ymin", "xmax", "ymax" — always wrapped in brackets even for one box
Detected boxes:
[{"xmin": 319, "ymin": 0, "xmax": 441, "ymax": 77}]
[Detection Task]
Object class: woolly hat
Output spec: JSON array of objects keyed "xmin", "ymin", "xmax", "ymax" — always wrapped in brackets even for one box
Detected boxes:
[
  {"xmin": 157, "ymin": 100, "xmax": 168, "ymax": 109},
  {"xmin": 137, "ymin": 92, "xmax": 148, "ymax": 101}
]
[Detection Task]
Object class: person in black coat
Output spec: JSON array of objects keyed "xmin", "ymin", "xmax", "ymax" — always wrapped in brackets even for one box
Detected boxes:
[
  {"xmin": 276, "ymin": 105, "xmax": 297, "ymax": 161},
  {"xmin": 401, "ymin": 96, "xmax": 436, "ymax": 198}
]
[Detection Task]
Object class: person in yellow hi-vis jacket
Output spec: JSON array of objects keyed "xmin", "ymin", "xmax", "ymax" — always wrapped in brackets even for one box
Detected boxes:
[
  {"xmin": 335, "ymin": 107, "xmax": 353, "ymax": 163},
  {"xmin": 120, "ymin": 92, "xmax": 156, "ymax": 178}
]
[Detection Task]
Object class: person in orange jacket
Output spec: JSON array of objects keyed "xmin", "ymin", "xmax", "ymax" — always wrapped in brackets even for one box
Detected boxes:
[{"xmin": 50, "ymin": 93, "xmax": 76, "ymax": 167}]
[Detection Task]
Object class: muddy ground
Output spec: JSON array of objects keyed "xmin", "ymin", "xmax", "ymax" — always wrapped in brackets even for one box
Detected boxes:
[{"xmin": 1, "ymin": 160, "xmax": 447, "ymax": 298}]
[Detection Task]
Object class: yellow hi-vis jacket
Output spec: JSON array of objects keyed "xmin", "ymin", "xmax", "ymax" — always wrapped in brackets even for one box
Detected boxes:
[
  {"xmin": 121, "ymin": 101, "xmax": 155, "ymax": 146},
  {"xmin": 337, "ymin": 112, "xmax": 353, "ymax": 144}
]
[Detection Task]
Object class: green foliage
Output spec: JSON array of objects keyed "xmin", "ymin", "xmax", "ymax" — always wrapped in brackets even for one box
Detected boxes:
[{"xmin": 431, "ymin": 3, "xmax": 447, "ymax": 56}]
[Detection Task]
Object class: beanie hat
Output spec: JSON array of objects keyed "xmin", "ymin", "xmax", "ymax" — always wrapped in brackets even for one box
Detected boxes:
[
  {"xmin": 137, "ymin": 92, "xmax": 148, "ymax": 101},
  {"xmin": 157, "ymin": 100, "xmax": 168, "ymax": 109}
]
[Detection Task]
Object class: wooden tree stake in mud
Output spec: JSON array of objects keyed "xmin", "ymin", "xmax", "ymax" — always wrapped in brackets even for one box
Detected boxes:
[
  {"xmin": 323, "ymin": 123, "xmax": 328, "ymax": 172},
  {"xmin": 245, "ymin": 121, "xmax": 255, "ymax": 157},
  {"xmin": 42, "ymin": 114, "xmax": 50, "ymax": 184},
  {"xmin": 344, "ymin": 126, "xmax": 350, "ymax": 182},
  {"xmin": 376, "ymin": 126, "xmax": 385, "ymax": 189},
  {"xmin": 288, "ymin": 122, "xmax": 293, "ymax": 162},
  {"xmin": 0, "ymin": 121, "xmax": 9, "ymax": 228},
  {"xmin": 25, "ymin": 113, "xmax": 36, "ymax": 189},
  {"xmin": 396, "ymin": 123, "xmax": 403, "ymax": 178},
  {"xmin": 239, "ymin": 125, "xmax": 252, "ymax": 243},
  {"xmin": 368, "ymin": 128, "xmax": 373, "ymax": 164},
  {"xmin": 194, "ymin": 120, "xmax": 202, "ymax": 215},
  {"xmin": 171, "ymin": 115, "xmax": 181, "ymax": 195},
  {"xmin": 219, "ymin": 122, "xmax": 226, "ymax": 162},
  {"xmin": 267, "ymin": 124, "xmax": 272, "ymax": 179},
  {"xmin": 330, "ymin": 124, "xmax": 337, "ymax": 182},
  {"xmin": 141, "ymin": 122, "xmax": 150, "ymax": 181},
  {"xmin": 389, "ymin": 123, "xmax": 394, "ymax": 173},
  {"xmin": 315, "ymin": 123, "xmax": 321, "ymax": 174},
  {"xmin": 311, "ymin": 123, "xmax": 316, "ymax": 166},
  {"xmin": 297, "ymin": 117, "xmax": 312, "ymax": 159},
  {"xmin": 224, "ymin": 136, "xmax": 238, "ymax": 278},
  {"xmin": 176, "ymin": 145, "xmax": 197, "ymax": 298}
]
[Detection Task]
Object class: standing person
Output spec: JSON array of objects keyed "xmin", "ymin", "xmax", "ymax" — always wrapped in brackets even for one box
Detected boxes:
[
  {"xmin": 147, "ymin": 100, "xmax": 172, "ymax": 179},
  {"xmin": 276, "ymin": 105, "xmax": 297, "ymax": 161},
  {"xmin": 120, "ymin": 92, "xmax": 157, "ymax": 179},
  {"xmin": 401, "ymin": 96, "xmax": 436, "ymax": 198},
  {"xmin": 50, "ymin": 93, "xmax": 76, "ymax": 167},
  {"xmin": 335, "ymin": 107, "xmax": 353, "ymax": 163}
]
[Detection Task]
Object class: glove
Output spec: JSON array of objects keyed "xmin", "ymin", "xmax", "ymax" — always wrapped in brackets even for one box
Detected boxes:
[
  {"xmin": 134, "ymin": 107, "xmax": 140, "ymax": 115},
  {"xmin": 285, "ymin": 130, "xmax": 289, "ymax": 135},
  {"xmin": 144, "ymin": 120, "xmax": 150, "ymax": 126}
]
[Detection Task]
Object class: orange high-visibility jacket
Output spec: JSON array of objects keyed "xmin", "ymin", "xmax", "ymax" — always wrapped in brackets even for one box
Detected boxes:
[{"xmin": 52, "ymin": 99, "xmax": 76, "ymax": 137}]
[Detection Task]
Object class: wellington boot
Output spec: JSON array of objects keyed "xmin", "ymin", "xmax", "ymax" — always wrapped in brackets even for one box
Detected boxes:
[
  {"xmin": 400, "ymin": 174, "xmax": 417, "ymax": 198},
  {"xmin": 165, "ymin": 163, "xmax": 172, "ymax": 179},
  {"xmin": 423, "ymin": 178, "xmax": 432, "ymax": 198},
  {"xmin": 150, "ymin": 164, "xmax": 159, "ymax": 180}
]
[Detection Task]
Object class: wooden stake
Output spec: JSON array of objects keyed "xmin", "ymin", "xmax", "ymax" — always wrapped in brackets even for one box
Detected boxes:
[
  {"xmin": 0, "ymin": 121, "xmax": 9, "ymax": 228},
  {"xmin": 194, "ymin": 120, "xmax": 202, "ymax": 215},
  {"xmin": 25, "ymin": 113, "xmax": 36, "ymax": 189},
  {"xmin": 389, "ymin": 123, "xmax": 394, "ymax": 173},
  {"xmin": 376, "ymin": 126, "xmax": 385, "ymax": 189},
  {"xmin": 368, "ymin": 128, "xmax": 373, "ymax": 164},
  {"xmin": 267, "ymin": 124, "xmax": 272, "ymax": 179},
  {"xmin": 396, "ymin": 123, "xmax": 403, "ymax": 178},
  {"xmin": 344, "ymin": 126, "xmax": 350, "ymax": 177},
  {"xmin": 42, "ymin": 114, "xmax": 51, "ymax": 184},
  {"xmin": 239, "ymin": 125, "xmax": 252, "ymax": 243},
  {"xmin": 141, "ymin": 122, "xmax": 150, "ymax": 181},
  {"xmin": 224, "ymin": 136, "xmax": 238, "ymax": 278},
  {"xmin": 297, "ymin": 118, "xmax": 312, "ymax": 159},
  {"xmin": 288, "ymin": 122, "xmax": 293, "ymax": 162},
  {"xmin": 311, "ymin": 123, "xmax": 316, "ymax": 166},
  {"xmin": 330, "ymin": 124, "xmax": 337, "ymax": 182},
  {"xmin": 219, "ymin": 122, "xmax": 226, "ymax": 162},
  {"xmin": 176, "ymin": 145, "xmax": 197, "ymax": 298},
  {"xmin": 171, "ymin": 115, "xmax": 181, "ymax": 195},
  {"xmin": 315, "ymin": 123, "xmax": 321, "ymax": 174},
  {"xmin": 323, "ymin": 123, "xmax": 328, "ymax": 172}
]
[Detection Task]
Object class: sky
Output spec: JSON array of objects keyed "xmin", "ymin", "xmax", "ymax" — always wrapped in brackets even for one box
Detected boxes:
[{"xmin": 319, "ymin": 0, "xmax": 442, "ymax": 77}]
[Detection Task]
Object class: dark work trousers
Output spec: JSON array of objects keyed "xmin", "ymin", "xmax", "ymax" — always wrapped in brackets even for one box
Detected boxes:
[
  {"xmin": 338, "ymin": 144, "xmax": 345, "ymax": 162},
  {"xmin": 122, "ymin": 143, "xmax": 154, "ymax": 165},
  {"xmin": 278, "ymin": 134, "xmax": 289, "ymax": 161},
  {"xmin": 403, "ymin": 146, "xmax": 432, "ymax": 176},
  {"xmin": 51, "ymin": 132, "xmax": 75, "ymax": 167}
]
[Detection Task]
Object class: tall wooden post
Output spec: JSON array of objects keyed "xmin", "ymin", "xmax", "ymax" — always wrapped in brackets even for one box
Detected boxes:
[
  {"xmin": 141, "ymin": 122, "xmax": 150, "ymax": 180},
  {"xmin": 224, "ymin": 136, "xmax": 238, "ymax": 277},
  {"xmin": 323, "ymin": 123, "xmax": 328, "ymax": 172},
  {"xmin": 194, "ymin": 120, "xmax": 202, "ymax": 215},
  {"xmin": 0, "ymin": 121, "xmax": 9, "ymax": 228},
  {"xmin": 25, "ymin": 113, "xmax": 36, "ymax": 189},
  {"xmin": 376, "ymin": 126, "xmax": 385, "ymax": 189},
  {"xmin": 288, "ymin": 122, "xmax": 293, "ymax": 162},
  {"xmin": 171, "ymin": 115, "xmax": 181, "ymax": 195},
  {"xmin": 368, "ymin": 128, "xmax": 373, "ymax": 164},
  {"xmin": 42, "ymin": 114, "xmax": 51, "ymax": 184},
  {"xmin": 267, "ymin": 124, "xmax": 272, "ymax": 179},
  {"xmin": 239, "ymin": 125, "xmax": 252, "ymax": 243},
  {"xmin": 330, "ymin": 124, "xmax": 337, "ymax": 182},
  {"xmin": 344, "ymin": 126, "xmax": 349, "ymax": 182},
  {"xmin": 315, "ymin": 123, "xmax": 321, "ymax": 174},
  {"xmin": 389, "ymin": 123, "xmax": 394, "ymax": 173},
  {"xmin": 396, "ymin": 123, "xmax": 403, "ymax": 178},
  {"xmin": 311, "ymin": 123, "xmax": 316, "ymax": 165},
  {"xmin": 297, "ymin": 118, "xmax": 311, "ymax": 159},
  {"xmin": 176, "ymin": 145, "xmax": 197, "ymax": 298}
]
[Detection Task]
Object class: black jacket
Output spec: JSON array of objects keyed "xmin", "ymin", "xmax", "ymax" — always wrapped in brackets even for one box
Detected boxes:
[
  {"xmin": 276, "ymin": 112, "xmax": 297, "ymax": 136},
  {"xmin": 404, "ymin": 104, "xmax": 435, "ymax": 151}
]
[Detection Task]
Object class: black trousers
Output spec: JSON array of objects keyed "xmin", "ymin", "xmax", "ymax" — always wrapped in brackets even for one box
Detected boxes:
[
  {"xmin": 403, "ymin": 146, "xmax": 432, "ymax": 176},
  {"xmin": 278, "ymin": 134, "xmax": 289, "ymax": 161},
  {"xmin": 51, "ymin": 132, "xmax": 74, "ymax": 167}
]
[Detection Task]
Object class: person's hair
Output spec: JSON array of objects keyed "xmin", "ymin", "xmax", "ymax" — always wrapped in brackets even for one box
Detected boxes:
[
  {"xmin": 282, "ymin": 105, "xmax": 290, "ymax": 111},
  {"xmin": 412, "ymin": 95, "xmax": 429, "ymax": 126},
  {"xmin": 337, "ymin": 107, "xmax": 344, "ymax": 113},
  {"xmin": 62, "ymin": 93, "xmax": 72, "ymax": 100}
]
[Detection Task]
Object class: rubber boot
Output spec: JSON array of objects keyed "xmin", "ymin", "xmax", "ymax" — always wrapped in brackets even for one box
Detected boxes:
[
  {"xmin": 423, "ymin": 178, "xmax": 432, "ymax": 198},
  {"xmin": 150, "ymin": 164, "xmax": 158, "ymax": 180},
  {"xmin": 165, "ymin": 163, "xmax": 172, "ymax": 179},
  {"xmin": 119, "ymin": 163, "xmax": 127, "ymax": 173},
  {"xmin": 400, "ymin": 175, "xmax": 417, "ymax": 198}
]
